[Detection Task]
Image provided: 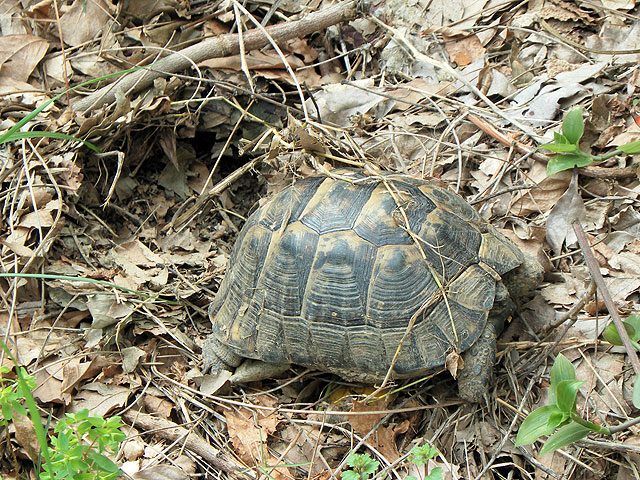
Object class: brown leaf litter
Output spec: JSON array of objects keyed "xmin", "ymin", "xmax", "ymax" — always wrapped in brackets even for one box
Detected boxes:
[{"xmin": 0, "ymin": 0, "xmax": 640, "ymax": 479}]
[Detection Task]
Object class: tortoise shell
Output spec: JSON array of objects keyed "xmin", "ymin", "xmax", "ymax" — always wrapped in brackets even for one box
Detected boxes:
[{"xmin": 207, "ymin": 169, "xmax": 536, "ymax": 382}]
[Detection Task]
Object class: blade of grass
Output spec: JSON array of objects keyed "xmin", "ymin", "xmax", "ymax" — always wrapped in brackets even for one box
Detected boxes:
[
  {"xmin": 0, "ymin": 65, "xmax": 147, "ymax": 145},
  {"xmin": 4, "ymin": 131, "xmax": 100, "ymax": 152},
  {"xmin": 0, "ymin": 341, "xmax": 52, "ymax": 471}
]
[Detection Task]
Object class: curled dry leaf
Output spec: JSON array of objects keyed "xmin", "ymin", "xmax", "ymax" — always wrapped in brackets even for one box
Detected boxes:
[
  {"xmin": 546, "ymin": 171, "xmax": 586, "ymax": 255},
  {"xmin": 511, "ymin": 162, "xmax": 572, "ymax": 216},
  {"xmin": 12, "ymin": 413, "xmax": 39, "ymax": 461}
]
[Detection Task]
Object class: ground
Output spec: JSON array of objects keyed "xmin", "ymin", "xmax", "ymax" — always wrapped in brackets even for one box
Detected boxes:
[{"xmin": 0, "ymin": 0, "xmax": 639, "ymax": 479}]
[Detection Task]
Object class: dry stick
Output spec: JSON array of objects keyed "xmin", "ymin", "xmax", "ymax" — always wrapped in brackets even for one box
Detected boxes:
[
  {"xmin": 121, "ymin": 410, "xmax": 256, "ymax": 480},
  {"xmin": 73, "ymin": 0, "xmax": 361, "ymax": 112},
  {"xmin": 572, "ymin": 221, "xmax": 640, "ymax": 377}
]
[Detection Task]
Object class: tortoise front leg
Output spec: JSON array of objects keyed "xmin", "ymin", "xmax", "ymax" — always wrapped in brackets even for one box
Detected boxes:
[{"xmin": 457, "ymin": 321, "xmax": 497, "ymax": 403}]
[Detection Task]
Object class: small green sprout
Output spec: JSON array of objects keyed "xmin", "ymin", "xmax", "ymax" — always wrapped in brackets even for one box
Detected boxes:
[
  {"xmin": 541, "ymin": 107, "xmax": 640, "ymax": 176},
  {"xmin": 515, "ymin": 354, "xmax": 609, "ymax": 456}
]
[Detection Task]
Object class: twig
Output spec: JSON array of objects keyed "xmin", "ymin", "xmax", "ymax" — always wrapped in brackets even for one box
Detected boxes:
[
  {"xmin": 73, "ymin": 0, "xmax": 362, "ymax": 112},
  {"xmin": 121, "ymin": 410, "xmax": 255, "ymax": 480},
  {"xmin": 466, "ymin": 113, "xmax": 547, "ymax": 161},
  {"xmin": 572, "ymin": 221, "xmax": 640, "ymax": 376}
]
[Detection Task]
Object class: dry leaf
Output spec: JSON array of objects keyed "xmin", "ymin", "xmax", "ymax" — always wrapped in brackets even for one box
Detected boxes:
[
  {"xmin": 512, "ymin": 162, "xmax": 571, "ymax": 215},
  {"xmin": 0, "ymin": 34, "xmax": 48, "ymax": 82},
  {"xmin": 546, "ymin": 172, "xmax": 586, "ymax": 254},
  {"xmin": 13, "ymin": 413, "xmax": 40, "ymax": 460},
  {"xmin": 142, "ymin": 395, "xmax": 174, "ymax": 419},
  {"xmin": 224, "ymin": 394, "xmax": 284, "ymax": 474},
  {"xmin": 443, "ymin": 34, "xmax": 485, "ymax": 66},
  {"xmin": 59, "ymin": 0, "xmax": 112, "ymax": 47},
  {"xmin": 69, "ymin": 382, "xmax": 131, "ymax": 416},
  {"xmin": 349, "ymin": 399, "xmax": 410, "ymax": 462}
]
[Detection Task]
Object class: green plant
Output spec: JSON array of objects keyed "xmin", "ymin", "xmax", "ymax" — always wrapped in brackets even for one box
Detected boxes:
[
  {"xmin": 602, "ymin": 315, "xmax": 640, "ymax": 407},
  {"xmin": 406, "ymin": 444, "xmax": 442, "ymax": 480},
  {"xmin": 41, "ymin": 409, "xmax": 125, "ymax": 480},
  {"xmin": 540, "ymin": 107, "xmax": 640, "ymax": 176},
  {"xmin": 342, "ymin": 453, "xmax": 379, "ymax": 480},
  {"xmin": 342, "ymin": 444, "xmax": 442, "ymax": 480},
  {"xmin": 603, "ymin": 315, "xmax": 640, "ymax": 352},
  {"xmin": 515, "ymin": 354, "xmax": 610, "ymax": 456},
  {"xmin": 0, "ymin": 343, "xmax": 126, "ymax": 480},
  {"xmin": 0, "ymin": 365, "xmax": 35, "ymax": 424},
  {"xmin": 0, "ymin": 64, "xmax": 148, "ymax": 152}
]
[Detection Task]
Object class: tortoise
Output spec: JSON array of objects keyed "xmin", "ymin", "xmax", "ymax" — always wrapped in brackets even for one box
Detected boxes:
[{"xmin": 203, "ymin": 168, "xmax": 543, "ymax": 402}]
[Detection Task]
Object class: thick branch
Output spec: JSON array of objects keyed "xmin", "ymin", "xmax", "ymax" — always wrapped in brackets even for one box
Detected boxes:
[
  {"xmin": 73, "ymin": 0, "xmax": 361, "ymax": 112},
  {"xmin": 121, "ymin": 410, "xmax": 255, "ymax": 480}
]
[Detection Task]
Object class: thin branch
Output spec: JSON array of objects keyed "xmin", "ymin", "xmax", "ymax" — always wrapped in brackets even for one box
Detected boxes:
[
  {"xmin": 572, "ymin": 221, "xmax": 640, "ymax": 376},
  {"xmin": 73, "ymin": 0, "xmax": 362, "ymax": 112}
]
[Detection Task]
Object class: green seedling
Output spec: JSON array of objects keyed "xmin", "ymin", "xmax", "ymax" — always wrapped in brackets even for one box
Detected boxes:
[
  {"xmin": 342, "ymin": 453, "xmax": 379, "ymax": 480},
  {"xmin": 602, "ymin": 315, "xmax": 640, "ymax": 407},
  {"xmin": 41, "ymin": 409, "xmax": 125, "ymax": 480},
  {"xmin": 515, "ymin": 354, "xmax": 610, "ymax": 456},
  {"xmin": 0, "ymin": 341, "xmax": 126, "ymax": 480},
  {"xmin": 541, "ymin": 107, "xmax": 640, "ymax": 176},
  {"xmin": 343, "ymin": 443, "xmax": 442, "ymax": 480},
  {"xmin": 406, "ymin": 444, "xmax": 442, "ymax": 480}
]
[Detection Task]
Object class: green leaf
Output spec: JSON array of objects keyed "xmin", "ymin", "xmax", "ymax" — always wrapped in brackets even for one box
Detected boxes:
[
  {"xmin": 619, "ymin": 140, "xmax": 640, "ymax": 154},
  {"xmin": 515, "ymin": 405, "xmax": 564, "ymax": 446},
  {"xmin": 57, "ymin": 431, "xmax": 70, "ymax": 451},
  {"xmin": 633, "ymin": 376, "xmax": 640, "ymax": 409},
  {"xmin": 562, "ymin": 108, "xmax": 584, "ymax": 144},
  {"xmin": 539, "ymin": 143, "xmax": 579, "ymax": 153},
  {"xmin": 88, "ymin": 451, "xmax": 120, "ymax": 473},
  {"xmin": 0, "ymin": 65, "xmax": 146, "ymax": 146},
  {"xmin": 538, "ymin": 423, "xmax": 591, "ymax": 457},
  {"xmin": 426, "ymin": 467, "xmax": 443, "ymax": 480},
  {"xmin": 341, "ymin": 471, "xmax": 359, "ymax": 480},
  {"xmin": 602, "ymin": 321, "xmax": 635, "ymax": 346},
  {"xmin": 70, "ymin": 457, "xmax": 88, "ymax": 471},
  {"xmin": 2, "ymin": 402, "xmax": 14, "ymax": 421},
  {"xmin": 345, "ymin": 453, "xmax": 379, "ymax": 480},
  {"xmin": 409, "ymin": 444, "xmax": 438, "ymax": 466},
  {"xmin": 624, "ymin": 316, "xmax": 640, "ymax": 340},
  {"xmin": 553, "ymin": 132, "xmax": 569, "ymax": 144},
  {"xmin": 603, "ymin": 317, "xmax": 640, "ymax": 351},
  {"xmin": 548, "ymin": 409, "xmax": 570, "ymax": 430},
  {"xmin": 360, "ymin": 458, "xmax": 378, "ymax": 476},
  {"xmin": 13, "ymin": 403, "xmax": 27, "ymax": 416},
  {"xmin": 546, "ymin": 154, "xmax": 594, "ymax": 176},
  {"xmin": 555, "ymin": 380, "xmax": 584, "ymax": 413},
  {"xmin": 549, "ymin": 354, "xmax": 576, "ymax": 405}
]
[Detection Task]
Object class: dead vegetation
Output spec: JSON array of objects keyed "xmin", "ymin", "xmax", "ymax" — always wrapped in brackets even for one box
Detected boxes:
[{"xmin": 0, "ymin": 0, "xmax": 639, "ymax": 479}]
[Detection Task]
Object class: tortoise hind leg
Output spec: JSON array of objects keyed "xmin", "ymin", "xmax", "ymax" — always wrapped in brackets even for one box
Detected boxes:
[
  {"xmin": 457, "ymin": 321, "xmax": 497, "ymax": 402},
  {"xmin": 202, "ymin": 336, "xmax": 290, "ymax": 382},
  {"xmin": 202, "ymin": 336, "xmax": 243, "ymax": 372}
]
